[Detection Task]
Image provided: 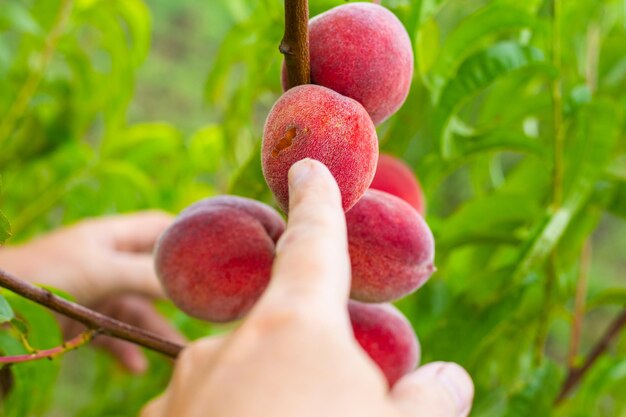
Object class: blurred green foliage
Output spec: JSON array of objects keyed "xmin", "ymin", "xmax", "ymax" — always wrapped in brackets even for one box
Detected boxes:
[{"xmin": 1, "ymin": 0, "xmax": 626, "ymax": 415}]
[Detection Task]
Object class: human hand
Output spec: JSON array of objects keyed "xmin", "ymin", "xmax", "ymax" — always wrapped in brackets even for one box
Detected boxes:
[
  {"xmin": 0, "ymin": 211, "xmax": 172, "ymax": 305},
  {"xmin": 61, "ymin": 294, "xmax": 185, "ymax": 373},
  {"xmin": 0, "ymin": 212, "xmax": 184, "ymax": 373},
  {"xmin": 141, "ymin": 159, "xmax": 473, "ymax": 417}
]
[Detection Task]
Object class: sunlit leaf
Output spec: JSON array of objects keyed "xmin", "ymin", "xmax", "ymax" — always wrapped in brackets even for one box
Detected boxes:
[
  {"xmin": 434, "ymin": 42, "xmax": 551, "ymax": 158},
  {"xmin": 512, "ymin": 100, "xmax": 621, "ymax": 283},
  {"xmin": 0, "ymin": 295, "xmax": 14, "ymax": 323},
  {"xmin": 502, "ymin": 361, "xmax": 561, "ymax": 417},
  {"xmin": 429, "ymin": 3, "xmax": 544, "ymax": 91},
  {"xmin": 0, "ymin": 211, "xmax": 10, "ymax": 244}
]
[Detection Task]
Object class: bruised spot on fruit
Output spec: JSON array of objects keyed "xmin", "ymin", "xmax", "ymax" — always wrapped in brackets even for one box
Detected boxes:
[{"xmin": 271, "ymin": 127, "xmax": 297, "ymax": 157}]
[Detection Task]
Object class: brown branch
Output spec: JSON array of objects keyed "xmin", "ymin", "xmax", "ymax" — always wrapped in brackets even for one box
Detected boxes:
[
  {"xmin": 556, "ymin": 305, "xmax": 626, "ymax": 403},
  {"xmin": 280, "ymin": 0, "xmax": 310, "ymax": 88},
  {"xmin": 0, "ymin": 269, "xmax": 184, "ymax": 359},
  {"xmin": 566, "ymin": 241, "xmax": 591, "ymax": 367},
  {"xmin": 0, "ymin": 330, "xmax": 95, "ymax": 364}
]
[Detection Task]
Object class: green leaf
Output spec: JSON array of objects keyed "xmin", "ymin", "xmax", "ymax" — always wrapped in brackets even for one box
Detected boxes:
[
  {"xmin": 0, "ymin": 2, "xmax": 42, "ymax": 35},
  {"xmin": 452, "ymin": 129, "xmax": 545, "ymax": 159},
  {"xmin": 587, "ymin": 288, "xmax": 626, "ymax": 310},
  {"xmin": 0, "ymin": 294, "xmax": 14, "ymax": 323},
  {"xmin": 434, "ymin": 42, "xmax": 551, "ymax": 158},
  {"xmin": 439, "ymin": 194, "xmax": 541, "ymax": 249},
  {"xmin": 0, "ymin": 294, "xmax": 62, "ymax": 416},
  {"xmin": 415, "ymin": 17, "xmax": 439, "ymax": 80},
  {"xmin": 502, "ymin": 361, "xmax": 562, "ymax": 417},
  {"xmin": 607, "ymin": 179, "xmax": 626, "ymax": 219},
  {"xmin": 0, "ymin": 211, "xmax": 10, "ymax": 244},
  {"xmin": 188, "ymin": 125, "xmax": 226, "ymax": 173},
  {"xmin": 228, "ymin": 143, "xmax": 274, "ymax": 204},
  {"xmin": 113, "ymin": 0, "xmax": 152, "ymax": 66},
  {"xmin": 429, "ymin": 3, "xmax": 544, "ymax": 92},
  {"xmin": 512, "ymin": 100, "xmax": 621, "ymax": 283}
]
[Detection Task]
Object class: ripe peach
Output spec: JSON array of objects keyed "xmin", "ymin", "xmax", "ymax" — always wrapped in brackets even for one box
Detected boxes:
[
  {"xmin": 349, "ymin": 301, "xmax": 420, "ymax": 387},
  {"xmin": 347, "ymin": 189, "xmax": 435, "ymax": 302},
  {"xmin": 154, "ymin": 196, "xmax": 286, "ymax": 322},
  {"xmin": 262, "ymin": 84, "xmax": 378, "ymax": 212},
  {"xmin": 282, "ymin": 3, "xmax": 414, "ymax": 125},
  {"xmin": 370, "ymin": 154, "xmax": 426, "ymax": 214}
]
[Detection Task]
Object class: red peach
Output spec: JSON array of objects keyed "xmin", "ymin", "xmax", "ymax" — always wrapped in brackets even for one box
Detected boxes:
[
  {"xmin": 347, "ymin": 189, "xmax": 435, "ymax": 302},
  {"xmin": 282, "ymin": 3, "xmax": 414, "ymax": 125},
  {"xmin": 370, "ymin": 154, "xmax": 426, "ymax": 214},
  {"xmin": 349, "ymin": 301, "xmax": 420, "ymax": 387},
  {"xmin": 262, "ymin": 84, "xmax": 378, "ymax": 212},
  {"xmin": 154, "ymin": 196, "xmax": 286, "ymax": 322}
]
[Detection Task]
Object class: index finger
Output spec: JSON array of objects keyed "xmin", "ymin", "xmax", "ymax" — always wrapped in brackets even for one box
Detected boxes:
[
  {"xmin": 258, "ymin": 159, "xmax": 351, "ymax": 315},
  {"xmin": 92, "ymin": 211, "xmax": 174, "ymax": 253}
]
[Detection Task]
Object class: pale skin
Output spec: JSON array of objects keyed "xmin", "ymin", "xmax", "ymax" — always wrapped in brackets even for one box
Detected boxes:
[
  {"xmin": 0, "ymin": 159, "xmax": 473, "ymax": 416},
  {"xmin": 141, "ymin": 159, "xmax": 473, "ymax": 417}
]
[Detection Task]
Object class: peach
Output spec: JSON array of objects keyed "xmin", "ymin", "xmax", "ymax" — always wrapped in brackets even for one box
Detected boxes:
[
  {"xmin": 154, "ymin": 196, "xmax": 286, "ymax": 322},
  {"xmin": 347, "ymin": 189, "xmax": 435, "ymax": 302},
  {"xmin": 370, "ymin": 154, "xmax": 426, "ymax": 214},
  {"xmin": 282, "ymin": 3, "xmax": 414, "ymax": 125},
  {"xmin": 262, "ymin": 84, "xmax": 378, "ymax": 212},
  {"xmin": 349, "ymin": 301, "xmax": 420, "ymax": 387}
]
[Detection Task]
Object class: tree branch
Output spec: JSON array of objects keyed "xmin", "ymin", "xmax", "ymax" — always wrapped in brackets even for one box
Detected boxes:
[
  {"xmin": 280, "ymin": 0, "xmax": 310, "ymax": 88},
  {"xmin": 0, "ymin": 330, "xmax": 96, "ymax": 364},
  {"xmin": 0, "ymin": 269, "xmax": 184, "ymax": 359},
  {"xmin": 556, "ymin": 305, "xmax": 626, "ymax": 403},
  {"xmin": 566, "ymin": 241, "xmax": 591, "ymax": 367}
]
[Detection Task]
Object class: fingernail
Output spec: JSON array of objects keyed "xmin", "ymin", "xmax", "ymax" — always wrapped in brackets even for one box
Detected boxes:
[
  {"xmin": 288, "ymin": 158, "xmax": 315, "ymax": 187},
  {"xmin": 435, "ymin": 363, "xmax": 474, "ymax": 417}
]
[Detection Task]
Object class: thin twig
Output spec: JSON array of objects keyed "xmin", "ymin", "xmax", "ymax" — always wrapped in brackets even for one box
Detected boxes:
[
  {"xmin": 556, "ymin": 306, "xmax": 626, "ymax": 403},
  {"xmin": 0, "ymin": 330, "xmax": 96, "ymax": 364},
  {"xmin": 280, "ymin": 0, "xmax": 310, "ymax": 88},
  {"xmin": 0, "ymin": 269, "xmax": 184, "ymax": 358},
  {"xmin": 567, "ymin": 241, "xmax": 592, "ymax": 367}
]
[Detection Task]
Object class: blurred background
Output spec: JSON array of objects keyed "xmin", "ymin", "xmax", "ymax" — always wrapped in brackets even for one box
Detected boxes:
[{"xmin": 1, "ymin": 0, "xmax": 626, "ymax": 415}]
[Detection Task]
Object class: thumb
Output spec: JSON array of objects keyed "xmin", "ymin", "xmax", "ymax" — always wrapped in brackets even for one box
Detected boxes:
[{"xmin": 391, "ymin": 362, "xmax": 473, "ymax": 417}]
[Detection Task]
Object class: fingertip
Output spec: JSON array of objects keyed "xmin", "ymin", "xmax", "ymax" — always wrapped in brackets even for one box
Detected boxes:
[
  {"xmin": 128, "ymin": 354, "xmax": 149, "ymax": 374},
  {"xmin": 392, "ymin": 362, "xmax": 474, "ymax": 417},
  {"xmin": 288, "ymin": 158, "xmax": 323, "ymax": 187},
  {"xmin": 287, "ymin": 159, "xmax": 342, "ymax": 211},
  {"xmin": 119, "ymin": 344, "xmax": 149, "ymax": 374},
  {"xmin": 419, "ymin": 362, "xmax": 473, "ymax": 414}
]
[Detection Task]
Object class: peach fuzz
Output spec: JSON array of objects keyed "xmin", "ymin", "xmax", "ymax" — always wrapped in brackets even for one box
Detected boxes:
[
  {"xmin": 349, "ymin": 301, "xmax": 420, "ymax": 387},
  {"xmin": 262, "ymin": 84, "xmax": 378, "ymax": 213},
  {"xmin": 370, "ymin": 154, "xmax": 426, "ymax": 214},
  {"xmin": 154, "ymin": 196, "xmax": 286, "ymax": 323},
  {"xmin": 282, "ymin": 3, "xmax": 414, "ymax": 125},
  {"xmin": 347, "ymin": 189, "xmax": 435, "ymax": 302}
]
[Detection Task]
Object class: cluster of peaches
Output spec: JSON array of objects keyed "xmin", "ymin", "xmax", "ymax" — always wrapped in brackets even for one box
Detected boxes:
[{"xmin": 154, "ymin": 3, "xmax": 435, "ymax": 387}]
